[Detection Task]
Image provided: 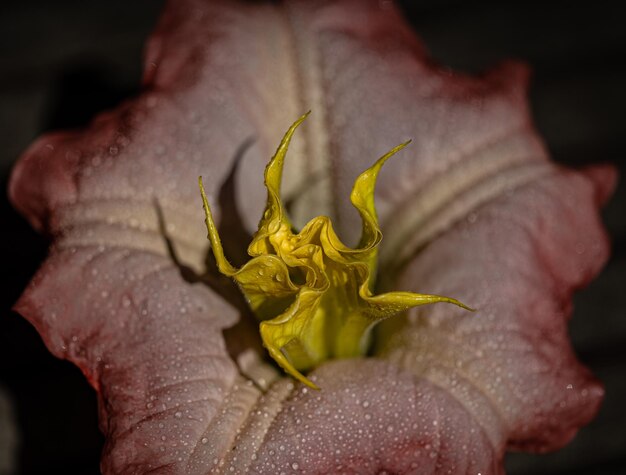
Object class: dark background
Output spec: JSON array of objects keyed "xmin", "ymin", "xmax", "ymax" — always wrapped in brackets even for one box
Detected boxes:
[{"xmin": 0, "ymin": 1, "xmax": 624, "ymax": 473}]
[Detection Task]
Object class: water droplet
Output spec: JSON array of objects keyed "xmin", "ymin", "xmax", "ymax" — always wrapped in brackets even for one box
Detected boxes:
[{"xmin": 201, "ymin": 437, "xmax": 208, "ymax": 444}]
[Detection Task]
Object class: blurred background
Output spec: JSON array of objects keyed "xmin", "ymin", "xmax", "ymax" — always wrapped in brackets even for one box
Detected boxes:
[{"xmin": 0, "ymin": 0, "xmax": 624, "ymax": 473}]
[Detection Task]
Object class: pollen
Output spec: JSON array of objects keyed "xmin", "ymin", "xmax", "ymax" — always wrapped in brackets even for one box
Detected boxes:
[{"xmin": 199, "ymin": 112, "xmax": 472, "ymax": 389}]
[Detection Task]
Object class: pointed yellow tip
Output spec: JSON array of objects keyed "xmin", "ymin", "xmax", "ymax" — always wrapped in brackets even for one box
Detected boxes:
[
  {"xmin": 390, "ymin": 139, "xmax": 412, "ymax": 155},
  {"xmin": 372, "ymin": 139, "xmax": 412, "ymax": 170},
  {"xmin": 449, "ymin": 298, "xmax": 476, "ymax": 313},
  {"xmin": 263, "ymin": 336, "xmax": 321, "ymax": 390},
  {"xmin": 302, "ymin": 378, "xmax": 321, "ymax": 391},
  {"xmin": 281, "ymin": 362, "xmax": 321, "ymax": 390},
  {"xmin": 198, "ymin": 176, "xmax": 209, "ymax": 204},
  {"xmin": 291, "ymin": 110, "xmax": 311, "ymax": 130},
  {"xmin": 198, "ymin": 174, "xmax": 238, "ymax": 276}
]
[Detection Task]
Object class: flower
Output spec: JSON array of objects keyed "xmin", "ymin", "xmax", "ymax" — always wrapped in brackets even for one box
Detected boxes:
[
  {"xmin": 199, "ymin": 112, "xmax": 471, "ymax": 389},
  {"xmin": 9, "ymin": 1, "xmax": 615, "ymax": 474}
]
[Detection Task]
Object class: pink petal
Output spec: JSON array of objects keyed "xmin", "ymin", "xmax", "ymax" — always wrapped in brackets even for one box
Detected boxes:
[
  {"xmin": 249, "ymin": 360, "xmax": 502, "ymax": 475},
  {"xmin": 379, "ymin": 167, "xmax": 614, "ymax": 452},
  {"xmin": 15, "ymin": 246, "xmax": 238, "ymax": 473},
  {"xmin": 9, "ymin": 0, "xmax": 614, "ymax": 473}
]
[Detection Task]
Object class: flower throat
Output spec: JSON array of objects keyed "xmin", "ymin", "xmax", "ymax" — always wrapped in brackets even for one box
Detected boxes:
[{"xmin": 199, "ymin": 112, "xmax": 471, "ymax": 389}]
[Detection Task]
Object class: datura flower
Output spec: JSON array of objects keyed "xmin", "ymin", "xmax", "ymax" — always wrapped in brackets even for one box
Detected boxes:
[
  {"xmin": 199, "ymin": 112, "xmax": 471, "ymax": 389},
  {"xmin": 9, "ymin": 0, "xmax": 615, "ymax": 474}
]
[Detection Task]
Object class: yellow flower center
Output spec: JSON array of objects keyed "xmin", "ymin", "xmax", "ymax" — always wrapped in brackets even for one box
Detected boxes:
[{"xmin": 199, "ymin": 112, "xmax": 472, "ymax": 389}]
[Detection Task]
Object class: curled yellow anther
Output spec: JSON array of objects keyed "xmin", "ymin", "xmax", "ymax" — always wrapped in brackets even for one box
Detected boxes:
[{"xmin": 199, "ymin": 113, "xmax": 472, "ymax": 389}]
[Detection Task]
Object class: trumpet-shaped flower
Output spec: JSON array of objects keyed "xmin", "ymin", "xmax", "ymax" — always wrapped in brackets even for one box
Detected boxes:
[{"xmin": 9, "ymin": 0, "xmax": 615, "ymax": 473}]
